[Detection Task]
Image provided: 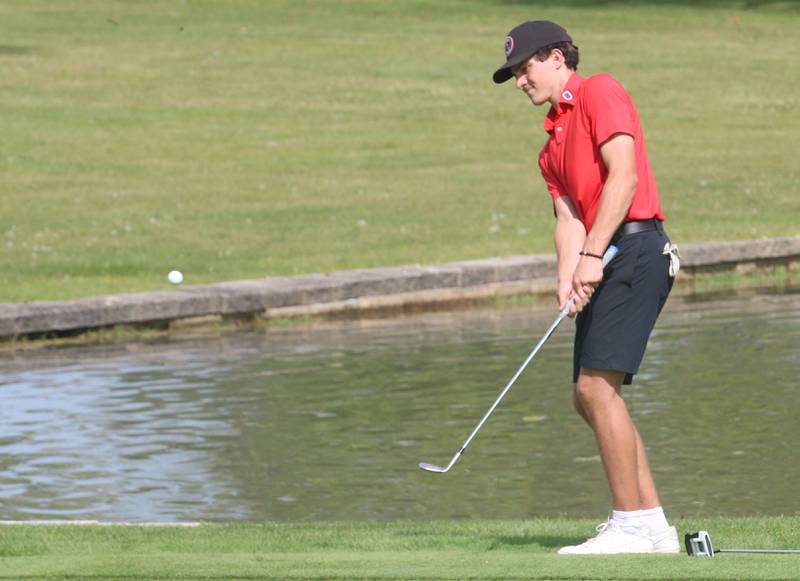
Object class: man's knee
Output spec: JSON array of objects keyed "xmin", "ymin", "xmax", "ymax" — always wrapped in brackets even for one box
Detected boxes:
[{"xmin": 575, "ymin": 369, "xmax": 624, "ymax": 410}]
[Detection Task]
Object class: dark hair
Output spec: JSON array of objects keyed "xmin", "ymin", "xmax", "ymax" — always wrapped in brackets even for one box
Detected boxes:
[{"xmin": 533, "ymin": 41, "xmax": 579, "ymax": 71}]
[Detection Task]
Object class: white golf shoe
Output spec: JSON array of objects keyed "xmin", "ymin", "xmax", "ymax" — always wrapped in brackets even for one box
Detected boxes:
[
  {"xmin": 557, "ymin": 520, "xmax": 654, "ymax": 555},
  {"xmin": 650, "ymin": 526, "xmax": 681, "ymax": 553}
]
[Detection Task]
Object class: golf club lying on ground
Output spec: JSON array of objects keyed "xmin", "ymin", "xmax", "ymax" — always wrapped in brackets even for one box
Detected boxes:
[
  {"xmin": 685, "ymin": 531, "xmax": 800, "ymax": 557},
  {"xmin": 418, "ymin": 244, "xmax": 619, "ymax": 474}
]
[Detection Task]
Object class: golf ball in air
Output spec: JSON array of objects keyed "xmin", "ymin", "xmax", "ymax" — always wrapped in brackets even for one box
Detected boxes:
[{"xmin": 168, "ymin": 270, "xmax": 184, "ymax": 285}]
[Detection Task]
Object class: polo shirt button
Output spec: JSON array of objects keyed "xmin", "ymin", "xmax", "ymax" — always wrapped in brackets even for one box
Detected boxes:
[{"xmin": 556, "ymin": 127, "xmax": 563, "ymax": 132}]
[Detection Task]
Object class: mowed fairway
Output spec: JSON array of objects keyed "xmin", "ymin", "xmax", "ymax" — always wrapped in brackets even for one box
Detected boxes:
[
  {"xmin": 1, "ymin": 518, "xmax": 798, "ymax": 580},
  {"xmin": 1, "ymin": 0, "xmax": 799, "ymax": 302}
]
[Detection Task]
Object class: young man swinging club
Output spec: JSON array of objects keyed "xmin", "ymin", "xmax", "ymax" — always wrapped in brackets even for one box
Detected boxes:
[{"xmin": 492, "ymin": 21, "xmax": 681, "ymax": 555}]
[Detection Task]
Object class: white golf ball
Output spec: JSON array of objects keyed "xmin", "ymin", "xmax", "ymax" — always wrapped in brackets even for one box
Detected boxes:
[{"xmin": 167, "ymin": 270, "xmax": 184, "ymax": 285}]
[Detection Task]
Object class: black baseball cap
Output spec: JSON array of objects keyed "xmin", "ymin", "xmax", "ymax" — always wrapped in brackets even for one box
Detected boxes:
[{"xmin": 492, "ymin": 20, "xmax": 573, "ymax": 84}]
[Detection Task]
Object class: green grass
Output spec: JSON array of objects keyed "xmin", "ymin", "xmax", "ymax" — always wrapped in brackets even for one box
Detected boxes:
[
  {"xmin": 2, "ymin": 1, "xmax": 799, "ymax": 302},
  {"xmin": 0, "ymin": 518, "xmax": 798, "ymax": 580}
]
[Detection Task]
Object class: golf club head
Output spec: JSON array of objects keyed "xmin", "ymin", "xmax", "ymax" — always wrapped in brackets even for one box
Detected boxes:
[
  {"xmin": 418, "ymin": 462, "xmax": 449, "ymax": 473},
  {"xmin": 419, "ymin": 449, "xmax": 464, "ymax": 474},
  {"xmin": 685, "ymin": 531, "xmax": 715, "ymax": 557}
]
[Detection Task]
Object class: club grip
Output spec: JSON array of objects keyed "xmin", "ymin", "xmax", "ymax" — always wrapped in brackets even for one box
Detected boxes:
[
  {"xmin": 560, "ymin": 245, "xmax": 619, "ymax": 316},
  {"xmin": 601, "ymin": 244, "xmax": 619, "ymax": 267}
]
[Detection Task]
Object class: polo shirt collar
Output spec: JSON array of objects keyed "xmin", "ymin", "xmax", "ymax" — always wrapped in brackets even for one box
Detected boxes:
[{"xmin": 544, "ymin": 73, "xmax": 584, "ymax": 134}]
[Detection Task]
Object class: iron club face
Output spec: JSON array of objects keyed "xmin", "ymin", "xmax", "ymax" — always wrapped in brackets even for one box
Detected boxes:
[
  {"xmin": 418, "ymin": 450, "xmax": 463, "ymax": 473},
  {"xmin": 418, "ymin": 462, "xmax": 448, "ymax": 473}
]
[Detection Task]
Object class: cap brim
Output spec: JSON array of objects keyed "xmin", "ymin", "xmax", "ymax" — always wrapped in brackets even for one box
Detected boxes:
[
  {"xmin": 492, "ymin": 50, "xmax": 535, "ymax": 84},
  {"xmin": 492, "ymin": 66, "xmax": 513, "ymax": 84}
]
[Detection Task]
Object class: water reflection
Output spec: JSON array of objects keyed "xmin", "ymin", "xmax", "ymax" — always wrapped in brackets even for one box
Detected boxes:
[{"xmin": 0, "ymin": 289, "xmax": 798, "ymax": 521}]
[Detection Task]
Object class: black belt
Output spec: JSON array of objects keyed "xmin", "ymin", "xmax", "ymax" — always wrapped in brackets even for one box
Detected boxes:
[{"xmin": 611, "ymin": 219, "xmax": 663, "ymax": 244}]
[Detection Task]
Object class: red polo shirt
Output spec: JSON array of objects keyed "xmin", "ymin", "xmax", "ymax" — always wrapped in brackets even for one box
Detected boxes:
[{"xmin": 538, "ymin": 73, "xmax": 665, "ymax": 232}]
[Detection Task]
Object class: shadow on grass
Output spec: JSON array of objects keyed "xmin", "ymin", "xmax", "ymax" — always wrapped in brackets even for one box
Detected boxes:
[{"xmin": 491, "ymin": 534, "xmax": 584, "ymax": 550}]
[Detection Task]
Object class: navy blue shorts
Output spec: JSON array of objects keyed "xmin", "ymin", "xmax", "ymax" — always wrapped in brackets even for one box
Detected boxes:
[{"xmin": 573, "ymin": 228, "xmax": 674, "ymax": 385}]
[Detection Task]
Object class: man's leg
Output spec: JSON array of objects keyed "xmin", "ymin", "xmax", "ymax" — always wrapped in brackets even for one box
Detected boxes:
[
  {"xmin": 573, "ymin": 368, "xmax": 642, "ymax": 510},
  {"xmin": 558, "ymin": 367, "xmax": 679, "ymax": 555},
  {"xmin": 571, "ymin": 370, "xmax": 660, "ymax": 509}
]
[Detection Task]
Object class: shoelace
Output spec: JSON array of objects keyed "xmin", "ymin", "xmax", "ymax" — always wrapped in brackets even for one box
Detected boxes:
[
  {"xmin": 595, "ymin": 520, "xmax": 617, "ymax": 535},
  {"xmin": 583, "ymin": 520, "xmax": 620, "ymax": 546}
]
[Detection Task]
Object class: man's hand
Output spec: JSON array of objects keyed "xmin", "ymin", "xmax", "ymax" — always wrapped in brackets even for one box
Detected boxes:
[
  {"xmin": 570, "ymin": 255, "xmax": 604, "ymax": 315},
  {"xmin": 557, "ymin": 279, "xmax": 574, "ymax": 316}
]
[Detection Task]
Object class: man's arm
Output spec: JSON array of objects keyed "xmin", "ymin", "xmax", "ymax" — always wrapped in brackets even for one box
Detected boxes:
[
  {"xmin": 584, "ymin": 133, "xmax": 638, "ymax": 255},
  {"xmin": 571, "ymin": 133, "xmax": 638, "ymax": 307},
  {"xmin": 553, "ymin": 194, "xmax": 586, "ymax": 312}
]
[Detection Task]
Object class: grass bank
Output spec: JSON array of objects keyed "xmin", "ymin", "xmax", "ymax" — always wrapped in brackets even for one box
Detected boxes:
[
  {"xmin": 1, "ymin": 1, "xmax": 798, "ymax": 302},
  {"xmin": 1, "ymin": 518, "xmax": 798, "ymax": 580}
]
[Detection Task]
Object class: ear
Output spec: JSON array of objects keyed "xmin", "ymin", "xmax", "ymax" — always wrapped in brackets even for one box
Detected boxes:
[{"xmin": 551, "ymin": 48, "xmax": 565, "ymax": 69}]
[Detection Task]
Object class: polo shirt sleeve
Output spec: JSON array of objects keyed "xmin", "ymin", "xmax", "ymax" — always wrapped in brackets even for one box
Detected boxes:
[
  {"xmin": 538, "ymin": 147, "xmax": 565, "ymax": 201},
  {"xmin": 582, "ymin": 75, "xmax": 636, "ymax": 147}
]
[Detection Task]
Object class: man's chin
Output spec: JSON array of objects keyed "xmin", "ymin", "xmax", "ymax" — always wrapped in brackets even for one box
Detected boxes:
[{"xmin": 529, "ymin": 95, "xmax": 546, "ymax": 106}]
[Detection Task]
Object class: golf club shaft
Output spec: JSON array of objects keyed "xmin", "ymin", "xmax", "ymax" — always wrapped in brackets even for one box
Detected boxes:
[
  {"xmin": 421, "ymin": 245, "xmax": 618, "ymax": 473},
  {"xmin": 446, "ymin": 304, "xmax": 570, "ymax": 460},
  {"xmin": 720, "ymin": 549, "xmax": 800, "ymax": 554}
]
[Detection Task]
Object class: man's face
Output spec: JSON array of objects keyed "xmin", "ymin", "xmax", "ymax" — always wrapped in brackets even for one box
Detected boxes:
[{"xmin": 512, "ymin": 54, "xmax": 555, "ymax": 106}]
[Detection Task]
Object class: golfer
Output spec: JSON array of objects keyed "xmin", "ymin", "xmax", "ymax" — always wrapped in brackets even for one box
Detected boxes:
[{"xmin": 493, "ymin": 21, "xmax": 681, "ymax": 555}]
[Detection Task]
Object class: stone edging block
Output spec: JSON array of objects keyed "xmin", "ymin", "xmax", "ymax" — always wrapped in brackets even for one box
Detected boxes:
[{"xmin": 1, "ymin": 237, "xmax": 798, "ymax": 339}]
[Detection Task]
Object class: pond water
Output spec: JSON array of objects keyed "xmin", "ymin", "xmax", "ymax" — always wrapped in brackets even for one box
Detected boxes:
[{"xmin": 0, "ymin": 288, "xmax": 798, "ymax": 522}]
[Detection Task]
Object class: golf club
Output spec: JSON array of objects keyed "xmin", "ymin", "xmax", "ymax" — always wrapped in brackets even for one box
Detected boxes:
[
  {"xmin": 685, "ymin": 530, "xmax": 800, "ymax": 557},
  {"xmin": 418, "ymin": 244, "xmax": 619, "ymax": 474}
]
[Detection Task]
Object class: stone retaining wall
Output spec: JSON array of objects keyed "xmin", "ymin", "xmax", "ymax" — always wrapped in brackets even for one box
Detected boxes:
[{"xmin": 1, "ymin": 237, "xmax": 798, "ymax": 340}]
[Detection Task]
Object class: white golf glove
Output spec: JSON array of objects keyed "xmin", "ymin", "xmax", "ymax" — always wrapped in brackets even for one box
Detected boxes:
[{"xmin": 662, "ymin": 242, "xmax": 681, "ymax": 278}]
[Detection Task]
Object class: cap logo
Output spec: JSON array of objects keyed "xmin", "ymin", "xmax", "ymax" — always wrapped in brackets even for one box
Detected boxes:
[
  {"xmin": 504, "ymin": 35, "xmax": 514, "ymax": 57},
  {"xmin": 561, "ymin": 90, "xmax": 574, "ymax": 102}
]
